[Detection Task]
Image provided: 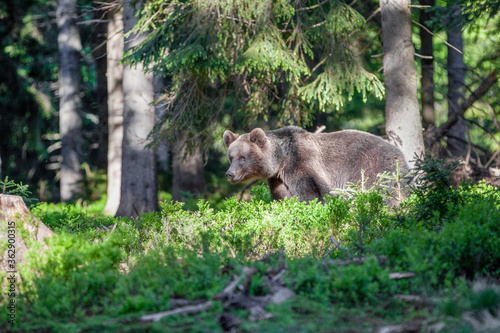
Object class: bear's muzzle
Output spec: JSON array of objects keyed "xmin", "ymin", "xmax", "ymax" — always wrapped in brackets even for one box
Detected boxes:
[{"xmin": 225, "ymin": 171, "xmax": 236, "ymax": 183}]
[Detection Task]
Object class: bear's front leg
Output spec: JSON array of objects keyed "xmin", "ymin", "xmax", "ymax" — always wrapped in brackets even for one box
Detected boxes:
[
  {"xmin": 290, "ymin": 174, "xmax": 333, "ymax": 202},
  {"xmin": 268, "ymin": 177, "xmax": 292, "ymax": 200}
]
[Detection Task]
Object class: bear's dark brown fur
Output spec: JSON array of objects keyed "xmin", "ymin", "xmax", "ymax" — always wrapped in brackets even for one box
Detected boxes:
[{"xmin": 223, "ymin": 126, "xmax": 410, "ymax": 201}]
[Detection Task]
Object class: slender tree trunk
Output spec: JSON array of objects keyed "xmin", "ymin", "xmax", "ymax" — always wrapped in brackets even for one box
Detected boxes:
[
  {"xmin": 116, "ymin": 0, "xmax": 157, "ymax": 217},
  {"xmin": 419, "ymin": 0, "xmax": 435, "ymax": 130},
  {"xmin": 94, "ymin": 7, "xmax": 109, "ymax": 170},
  {"xmin": 380, "ymin": 0, "xmax": 425, "ymax": 168},
  {"xmin": 154, "ymin": 76, "xmax": 169, "ymax": 173},
  {"xmin": 57, "ymin": 0, "xmax": 83, "ymax": 201},
  {"xmin": 104, "ymin": 6, "xmax": 124, "ymax": 215},
  {"xmin": 446, "ymin": 2, "xmax": 467, "ymax": 156},
  {"xmin": 172, "ymin": 141, "xmax": 206, "ymax": 202}
]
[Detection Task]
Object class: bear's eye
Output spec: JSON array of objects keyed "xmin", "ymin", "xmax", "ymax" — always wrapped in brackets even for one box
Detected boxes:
[{"xmin": 239, "ymin": 156, "xmax": 246, "ymax": 162}]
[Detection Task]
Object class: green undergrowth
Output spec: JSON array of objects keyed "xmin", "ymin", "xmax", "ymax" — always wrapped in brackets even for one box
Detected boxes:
[{"xmin": 2, "ymin": 159, "xmax": 500, "ymax": 331}]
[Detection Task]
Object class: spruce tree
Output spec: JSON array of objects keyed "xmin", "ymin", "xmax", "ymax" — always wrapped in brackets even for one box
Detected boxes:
[{"xmin": 125, "ymin": 0, "xmax": 384, "ymax": 149}]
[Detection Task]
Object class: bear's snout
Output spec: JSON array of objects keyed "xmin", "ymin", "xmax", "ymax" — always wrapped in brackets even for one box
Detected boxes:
[{"xmin": 225, "ymin": 170, "xmax": 235, "ymax": 182}]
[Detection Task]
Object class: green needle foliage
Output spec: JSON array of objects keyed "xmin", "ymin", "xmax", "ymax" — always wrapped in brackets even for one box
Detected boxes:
[
  {"xmin": 0, "ymin": 176, "xmax": 38, "ymax": 207},
  {"xmin": 125, "ymin": 0, "xmax": 384, "ymax": 149}
]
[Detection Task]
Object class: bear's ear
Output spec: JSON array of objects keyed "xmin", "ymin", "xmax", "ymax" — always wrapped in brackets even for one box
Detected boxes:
[
  {"xmin": 249, "ymin": 128, "xmax": 266, "ymax": 148},
  {"xmin": 223, "ymin": 130, "xmax": 239, "ymax": 148}
]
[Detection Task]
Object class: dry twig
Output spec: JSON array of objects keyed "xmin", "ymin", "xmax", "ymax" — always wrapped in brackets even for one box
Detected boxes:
[{"xmin": 138, "ymin": 301, "xmax": 214, "ymax": 322}]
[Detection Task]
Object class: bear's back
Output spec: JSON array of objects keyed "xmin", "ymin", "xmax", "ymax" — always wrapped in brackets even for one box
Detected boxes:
[{"xmin": 314, "ymin": 129, "xmax": 409, "ymax": 187}]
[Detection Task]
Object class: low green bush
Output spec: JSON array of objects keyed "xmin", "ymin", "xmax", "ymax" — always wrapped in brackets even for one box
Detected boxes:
[
  {"xmin": 286, "ymin": 255, "xmax": 396, "ymax": 306},
  {"xmin": 9, "ymin": 237, "xmax": 229, "ymax": 330},
  {"xmin": 373, "ymin": 193, "xmax": 500, "ymax": 288},
  {"xmin": 3, "ymin": 159, "xmax": 500, "ymax": 331}
]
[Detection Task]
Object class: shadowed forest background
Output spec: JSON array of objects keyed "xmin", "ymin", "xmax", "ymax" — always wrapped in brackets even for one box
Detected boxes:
[{"xmin": 1, "ymin": 0, "xmax": 500, "ymax": 331}]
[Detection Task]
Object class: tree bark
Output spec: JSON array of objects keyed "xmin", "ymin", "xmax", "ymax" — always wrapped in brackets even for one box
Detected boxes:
[
  {"xmin": 419, "ymin": 0, "xmax": 435, "ymax": 130},
  {"xmin": 172, "ymin": 140, "xmax": 206, "ymax": 202},
  {"xmin": 104, "ymin": 6, "xmax": 124, "ymax": 215},
  {"xmin": 446, "ymin": 2, "xmax": 467, "ymax": 156},
  {"xmin": 154, "ymin": 76, "xmax": 169, "ymax": 173},
  {"xmin": 380, "ymin": 0, "xmax": 425, "ymax": 168},
  {"xmin": 93, "ymin": 6, "xmax": 109, "ymax": 170},
  {"xmin": 57, "ymin": 0, "xmax": 84, "ymax": 201},
  {"xmin": 116, "ymin": 0, "xmax": 158, "ymax": 217}
]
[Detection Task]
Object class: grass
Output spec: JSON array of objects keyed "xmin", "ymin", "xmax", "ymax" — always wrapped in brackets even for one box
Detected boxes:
[{"xmin": 2, "ymin": 160, "xmax": 500, "ymax": 332}]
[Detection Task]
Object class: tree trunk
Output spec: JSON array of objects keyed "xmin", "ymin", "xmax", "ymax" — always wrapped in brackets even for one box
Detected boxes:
[
  {"xmin": 446, "ymin": 2, "xmax": 467, "ymax": 157},
  {"xmin": 57, "ymin": 0, "xmax": 84, "ymax": 201},
  {"xmin": 172, "ymin": 141, "xmax": 206, "ymax": 202},
  {"xmin": 419, "ymin": 0, "xmax": 435, "ymax": 131},
  {"xmin": 93, "ymin": 7, "xmax": 109, "ymax": 170},
  {"xmin": 116, "ymin": 0, "xmax": 158, "ymax": 217},
  {"xmin": 154, "ymin": 75, "xmax": 169, "ymax": 173},
  {"xmin": 104, "ymin": 6, "xmax": 124, "ymax": 215},
  {"xmin": 380, "ymin": 0, "xmax": 425, "ymax": 168}
]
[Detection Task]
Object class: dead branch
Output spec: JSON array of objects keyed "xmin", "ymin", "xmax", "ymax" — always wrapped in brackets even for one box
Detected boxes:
[
  {"xmin": 424, "ymin": 71, "xmax": 498, "ymax": 147},
  {"xmin": 238, "ymin": 179, "xmax": 258, "ymax": 202},
  {"xmin": 378, "ymin": 319, "xmax": 424, "ymax": 333},
  {"xmin": 106, "ymin": 300, "xmax": 214, "ymax": 324},
  {"xmin": 394, "ymin": 294, "xmax": 423, "ymax": 303},
  {"xmin": 389, "ymin": 272, "xmax": 416, "ymax": 280},
  {"xmin": 169, "ymin": 298, "xmax": 208, "ymax": 309},
  {"xmin": 329, "ymin": 236, "xmax": 345, "ymax": 251},
  {"xmin": 296, "ymin": 0, "xmax": 329, "ymax": 11},
  {"xmin": 314, "ymin": 125, "xmax": 326, "ymax": 133},
  {"xmin": 214, "ymin": 266, "xmax": 258, "ymax": 301},
  {"xmin": 412, "ymin": 19, "xmax": 462, "ymax": 54},
  {"xmin": 214, "ymin": 255, "xmax": 295, "ymax": 326},
  {"xmin": 445, "ymin": 134, "xmax": 491, "ymax": 157},
  {"xmin": 326, "ymin": 255, "xmax": 388, "ymax": 267},
  {"xmin": 485, "ymin": 150, "xmax": 500, "ymax": 169},
  {"xmin": 138, "ymin": 301, "xmax": 213, "ymax": 322},
  {"xmin": 465, "ymin": 117, "xmax": 500, "ymax": 150}
]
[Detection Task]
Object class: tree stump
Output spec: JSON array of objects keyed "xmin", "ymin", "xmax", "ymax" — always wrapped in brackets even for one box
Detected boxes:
[{"xmin": 0, "ymin": 194, "xmax": 55, "ymax": 273}]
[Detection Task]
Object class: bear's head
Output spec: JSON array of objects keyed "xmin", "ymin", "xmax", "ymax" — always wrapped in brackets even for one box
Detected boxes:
[{"xmin": 223, "ymin": 128, "xmax": 269, "ymax": 184}]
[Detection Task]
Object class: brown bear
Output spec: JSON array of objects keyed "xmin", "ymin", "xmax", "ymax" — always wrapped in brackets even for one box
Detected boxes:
[{"xmin": 223, "ymin": 126, "xmax": 410, "ymax": 201}]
